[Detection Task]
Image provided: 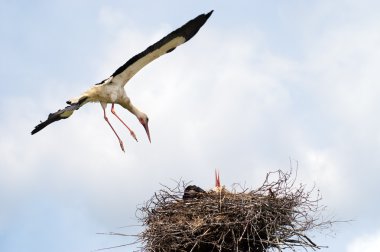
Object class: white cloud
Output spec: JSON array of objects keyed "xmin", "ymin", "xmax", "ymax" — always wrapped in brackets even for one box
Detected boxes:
[
  {"xmin": 4, "ymin": 2, "xmax": 380, "ymax": 252},
  {"xmin": 1, "ymin": 22, "xmax": 300, "ymax": 229},
  {"xmin": 347, "ymin": 231, "xmax": 380, "ymax": 252},
  {"xmin": 5, "ymin": 3, "xmax": 380, "ymax": 220},
  {"xmin": 98, "ymin": 5, "xmax": 125, "ymax": 28}
]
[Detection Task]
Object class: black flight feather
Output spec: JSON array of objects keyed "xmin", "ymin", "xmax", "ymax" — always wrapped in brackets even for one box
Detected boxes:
[
  {"xmin": 31, "ymin": 11, "xmax": 213, "ymax": 135},
  {"xmin": 31, "ymin": 97, "xmax": 87, "ymax": 135},
  {"xmin": 111, "ymin": 10, "xmax": 213, "ymax": 78}
]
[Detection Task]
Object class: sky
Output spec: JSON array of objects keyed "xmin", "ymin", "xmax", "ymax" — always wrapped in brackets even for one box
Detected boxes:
[{"xmin": 1, "ymin": 0, "xmax": 380, "ymax": 251}]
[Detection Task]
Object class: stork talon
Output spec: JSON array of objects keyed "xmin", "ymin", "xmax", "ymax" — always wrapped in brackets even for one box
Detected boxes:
[
  {"xmin": 30, "ymin": 11, "xmax": 213, "ymax": 152},
  {"xmin": 130, "ymin": 131, "xmax": 138, "ymax": 142},
  {"xmin": 119, "ymin": 141, "xmax": 125, "ymax": 152}
]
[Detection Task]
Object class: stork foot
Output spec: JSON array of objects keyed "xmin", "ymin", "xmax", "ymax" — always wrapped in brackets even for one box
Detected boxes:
[
  {"xmin": 130, "ymin": 131, "xmax": 138, "ymax": 142},
  {"xmin": 119, "ymin": 140, "xmax": 125, "ymax": 152}
]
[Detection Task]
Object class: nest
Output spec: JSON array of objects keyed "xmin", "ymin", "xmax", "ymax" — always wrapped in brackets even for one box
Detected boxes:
[{"xmin": 137, "ymin": 170, "xmax": 333, "ymax": 252}]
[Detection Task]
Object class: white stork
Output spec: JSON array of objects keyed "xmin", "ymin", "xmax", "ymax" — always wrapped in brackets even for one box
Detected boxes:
[{"xmin": 31, "ymin": 10, "xmax": 213, "ymax": 152}]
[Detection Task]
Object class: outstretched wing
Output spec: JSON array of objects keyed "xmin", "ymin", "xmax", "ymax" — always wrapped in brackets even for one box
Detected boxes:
[
  {"xmin": 109, "ymin": 10, "xmax": 213, "ymax": 87},
  {"xmin": 31, "ymin": 97, "xmax": 88, "ymax": 135}
]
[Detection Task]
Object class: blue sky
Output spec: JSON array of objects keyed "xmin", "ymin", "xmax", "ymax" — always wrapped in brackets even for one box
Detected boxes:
[{"xmin": 2, "ymin": 1, "xmax": 380, "ymax": 251}]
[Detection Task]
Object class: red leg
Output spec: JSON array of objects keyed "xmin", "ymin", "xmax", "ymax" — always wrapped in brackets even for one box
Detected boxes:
[
  {"xmin": 111, "ymin": 103, "xmax": 138, "ymax": 142},
  {"xmin": 102, "ymin": 104, "xmax": 125, "ymax": 152}
]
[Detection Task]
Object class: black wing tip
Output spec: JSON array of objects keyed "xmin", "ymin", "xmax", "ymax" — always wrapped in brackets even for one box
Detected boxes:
[
  {"xmin": 31, "ymin": 115, "xmax": 56, "ymax": 135},
  {"xmin": 182, "ymin": 10, "xmax": 214, "ymax": 41},
  {"xmin": 31, "ymin": 122, "xmax": 47, "ymax": 135},
  {"xmin": 31, "ymin": 118, "xmax": 57, "ymax": 135},
  {"xmin": 30, "ymin": 102, "xmax": 83, "ymax": 135},
  {"xmin": 31, "ymin": 127, "xmax": 40, "ymax": 135},
  {"xmin": 201, "ymin": 10, "xmax": 214, "ymax": 23},
  {"xmin": 206, "ymin": 10, "xmax": 214, "ymax": 17},
  {"xmin": 110, "ymin": 10, "xmax": 214, "ymax": 77}
]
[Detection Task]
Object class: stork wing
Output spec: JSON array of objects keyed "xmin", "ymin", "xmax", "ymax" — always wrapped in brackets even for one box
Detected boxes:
[
  {"xmin": 31, "ymin": 97, "xmax": 88, "ymax": 135},
  {"xmin": 109, "ymin": 10, "xmax": 213, "ymax": 87}
]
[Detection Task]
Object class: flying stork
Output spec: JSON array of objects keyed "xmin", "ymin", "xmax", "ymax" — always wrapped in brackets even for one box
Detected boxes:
[{"xmin": 31, "ymin": 10, "xmax": 213, "ymax": 152}]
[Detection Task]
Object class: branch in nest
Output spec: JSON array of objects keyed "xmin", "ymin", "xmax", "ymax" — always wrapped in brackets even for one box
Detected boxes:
[{"xmin": 136, "ymin": 169, "xmax": 337, "ymax": 251}]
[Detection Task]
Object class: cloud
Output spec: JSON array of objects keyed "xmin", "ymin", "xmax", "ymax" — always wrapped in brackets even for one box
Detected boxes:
[
  {"xmin": 98, "ymin": 5, "xmax": 125, "ymax": 29},
  {"xmin": 347, "ymin": 231, "xmax": 380, "ymax": 252},
  {"xmin": 3, "ymin": 2, "xmax": 380, "ymax": 252},
  {"xmin": 5, "ymin": 2, "xmax": 380, "ymax": 222},
  {"xmin": 1, "ymin": 18, "xmax": 300, "ymax": 229}
]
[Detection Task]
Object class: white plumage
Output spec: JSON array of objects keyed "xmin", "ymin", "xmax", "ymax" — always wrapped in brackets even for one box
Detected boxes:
[{"xmin": 31, "ymin": 10, "xmax": 213, "ymax": 152}]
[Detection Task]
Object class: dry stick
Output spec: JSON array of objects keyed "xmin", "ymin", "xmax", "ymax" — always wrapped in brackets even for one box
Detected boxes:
[{"xmin": 136, "ymin": 169, "xmax": 339, "ymax": 251}]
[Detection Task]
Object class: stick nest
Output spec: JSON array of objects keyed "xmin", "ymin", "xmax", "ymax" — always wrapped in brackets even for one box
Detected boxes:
[{"xmin": 137, "ymin": 170, "xmax": 333, "ymax": 252}]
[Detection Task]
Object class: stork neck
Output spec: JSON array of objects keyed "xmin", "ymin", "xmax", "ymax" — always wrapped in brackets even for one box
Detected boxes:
[{"xmin": 125, "ymin": 102, "xmax": 143, "ymax": 119}]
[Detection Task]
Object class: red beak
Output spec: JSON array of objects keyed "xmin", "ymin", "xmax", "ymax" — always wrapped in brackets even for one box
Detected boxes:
[
  {"xmin": 143, "ymin": 121, "xmax": 151, "ymax": 143},
  {"xmin": 215, "ymin": 169, "xmax": 220, "ymax": 188}
]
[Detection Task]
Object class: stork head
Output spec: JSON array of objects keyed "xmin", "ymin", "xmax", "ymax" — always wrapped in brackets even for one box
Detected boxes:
[{"xmin": 138, "ymin": 113, "xmax": 151, "ymax": 143}]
